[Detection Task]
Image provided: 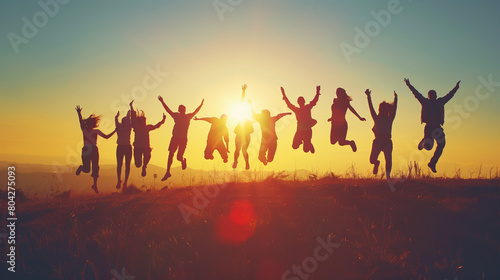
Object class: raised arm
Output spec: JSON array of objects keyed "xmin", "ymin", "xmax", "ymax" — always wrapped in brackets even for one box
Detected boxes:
[
  {"xmin": 129, "ymin": 101, "xmax": 137, "ymax": 126},
  {"xmin": 348, "ymin": 104, "xmax": 366, "ymax": 121},
  {"xmin": 158, "ymin": 95, "xmax": 174, "ymax": 117},
  {"xmin": 188, "ymin": 99, "xmax": 204, "ymax": 118},
  {"xmin": 75, "ymin": 106, "xmax": 84, "ymax": 130},
  {"xmin": 365, "ymin": 89, "xmax": 377, "ymax": 120},
  {"xmin": 391, "ymin": 91, "xmax": 398, "ymax": 118},
  {"xmin": 115, "ymin": 111, "xmax": 120, "ymax": 127},
  {"xmin": 281, "ymin": 87, "xmax": 296, "ymax": 111},
  {"xmin": 308, "ymin": 86, "xmax": 321, "ymax": 107},
  {"xmin": 441, "ymin": 80, "xmax": 460, "ymax": 104},
  {"xmin": 241, "ymin": 84, "xmax": 247, "ymax": 101},
  {"xmin": 404, "ymin": 78, "xmax": 425, "ymax": 103},
  {"xmin": 149, "ymin": 114, "xmax": 166, "ymax": 130}
]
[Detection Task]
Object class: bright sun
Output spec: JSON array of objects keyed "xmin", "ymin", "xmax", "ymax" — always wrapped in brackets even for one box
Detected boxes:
[{"xmin": 230, "ymin": 102, "xmax": 252, "ymax": 123}]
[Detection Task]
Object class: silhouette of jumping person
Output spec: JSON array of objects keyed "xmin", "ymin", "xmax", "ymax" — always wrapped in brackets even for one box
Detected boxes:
[
  {"xmin": 233, "ymin": 84, "xmax": 254, "ymax": 170},
  {"xmin": 328, "ymin": 88, "xmax": 366, "ymax": 152},
  {"xmin": 365, "ymin": 89, "xmax": 398, "ymax": 179},
  {"xmin": 404, "ymin": 78, "xmax": 461, "ymax": 173},
  {"xmin": 75, "ymin": 106, "xmax": 115, "ymax": 194},
  {"xmin": 194, "ymin": 114, "xmax": 230, "ymax": 163},
  {"xmin": 130, "ymin": 100, "xmax": 166, "ymax": 177},
  {"xmin": 158, "ymin": 95, "xmax": 204, "ymax": 181},
  {"xmin": 281, "ymin": 86, "xmax": 320, "ymax": 153},
  {"xmin": 250, "ymin": 101, "xmax": 291, "ymax": 165},
  {"xmin": 115, "ymin": 110, "xmax": 132, "ymax": 190}
]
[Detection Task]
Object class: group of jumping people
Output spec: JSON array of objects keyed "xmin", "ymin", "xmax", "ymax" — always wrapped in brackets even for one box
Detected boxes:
[{"xmin": 75, "ymin": 78, "xmax": 460, "ymax": 193}]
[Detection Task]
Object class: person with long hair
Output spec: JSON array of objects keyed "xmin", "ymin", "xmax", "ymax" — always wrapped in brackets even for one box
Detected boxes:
[
  {"xmin": 115, "ymin": 110, "xmax": 132, "ymax": 190},
  {"xmin": 365, "ymin": 89, "xmax": 397, "ymax": 179},
  {"xmin": 130, "ymin": 100, "xmax": 166, "ymax": 177},
  {"xmin": 75, "ymin": 106, "xmax": 115, "ymax": 194},
  {"xmin": 328, "ymin": 87, "xmax": 366, "ymax": 152}
]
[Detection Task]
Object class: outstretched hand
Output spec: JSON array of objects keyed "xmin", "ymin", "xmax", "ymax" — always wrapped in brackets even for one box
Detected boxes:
[
  {"xmin": 404, "ymin": 78, "xmax": 411, "ymax": 86},
  {"xmin": 280, "ymin": 87, "xmax": 285, "ymax": 96},
  {"xmin": 162, "ymin": 114, "xmax": 166, "ymax": 120},
  {"xmin": 158, "ymin": 95, "xmax": 163, "ymax": 102},
  {"xmin": 116, "ymin": 111, "xmax": 120, "ymax": 118},
  {"xmin": 394, "ymin": 91, "xmax": 398, "ymax": 98},
  {"xmin": 316, "ymin": 85, "xmax": 321, "ymax": 93},
  {"xmin": 456, "ymin": 80, "xmax": 461, "ymax": 88},
  {"xmin": 129, "ymin": 100, "xmax": 134, "ymax": 107},
  {"xmin": 360, "ymin": 117, "xmax": 366, "ymax": 121},
  {"xmin": 194, "ymin": 116, "xmax": 198, "ymax": 120},
  {"xmin": 75, "ymin": 105, "xmax": 82, "ymax": 112},
  {"xmin": 365, "ymin": 89, "xmax": 371, "ymax": 96},
  {"xmin": 242, "ymin": 84, "xmax": 247, "ymax": 91}
]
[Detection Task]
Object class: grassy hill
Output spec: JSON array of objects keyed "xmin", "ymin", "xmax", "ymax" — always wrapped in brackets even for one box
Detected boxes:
[{"xmin": 0, "ymin": 178, "xmax": 499, "ymax": 279}]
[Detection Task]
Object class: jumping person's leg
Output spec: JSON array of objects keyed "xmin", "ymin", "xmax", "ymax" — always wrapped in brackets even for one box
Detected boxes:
[
  {"xmin": 134, "ymin": 147, "xmax": 143, "ymax": 168},
  {"xmin": 142, "ymin": 147, "xmax": 151, "ymax": 177},
  {"xmin": 428, "ymin": 127, "xmax": 446, "ymax": 173},
  {"xmin": 162, "ymin": 138, "xmax": 178, "ymax": 181},
  {"xmin": 233, "ymin": 135, "xmax": 242, "ymax": 168},
  {"xmin": 91, "ymin": 147, "xmax": 100, "ymax": 194},
  {"xmin": 419, "ymin": 125, "xmax": 435, "ymax": 151},
  {"xmin": 116, "ymin": 146, "xmax": 125, "ymax": 188},
  {"xmin": 258, "ymin": 141, "xmax": 267, "ymax": 165},
  {"xmin": 267, "ymin": 140, "xmax": 278, "ymax": 163},
  {"xmin": 292, "ymin": 130, "xmax": 302, "ymax": 150},
  {"xmin": 215, "ymin": 141, "xmax": 228, "ymax": 163},
  {"xmin": 370, "ymin": 139, "xmax": 382, "ymax": 175},
  {"xmin": 242, "ymin": 135, "xmax": 251, "ymax": 170},
  {"xmin": 123, "ymin": 145, "xmax": 132, "ymax": 188},
  {"xmin": 78, "ymin": 145, "xmax": 92, "ymax": 175},
  {"xmin": 204, "ymin": 140, "xmax": 215, "ymax": 160},
  {"xmin": 303, "ymin": 128, "xmax": 314, "ymax": 153},
  {"xmin": 383, "ymin": 140, "xmax": 393, "ymax": 179},
  {"xmin": 177, "ymin": 139, "xmax": 187, "ymax": 170},
  {"xmin": 337, "ymin": 122, "xmax": 356, "ymax": 152}
]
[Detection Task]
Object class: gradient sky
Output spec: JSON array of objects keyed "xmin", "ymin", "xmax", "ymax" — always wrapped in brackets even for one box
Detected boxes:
[{"xmin": 1, "ymin": 0, "xmax": 499, "ymax": 177}]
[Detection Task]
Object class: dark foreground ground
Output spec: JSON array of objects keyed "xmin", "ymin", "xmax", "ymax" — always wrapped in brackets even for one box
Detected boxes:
[{"xmin": 0, "ymin": 178, "xmax": 499, "ymax": 280}]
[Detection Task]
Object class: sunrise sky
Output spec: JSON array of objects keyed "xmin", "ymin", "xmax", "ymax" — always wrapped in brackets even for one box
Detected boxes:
[{"xmin": 1, "ymin": 0, "xmax": 499, "ymax": 177}]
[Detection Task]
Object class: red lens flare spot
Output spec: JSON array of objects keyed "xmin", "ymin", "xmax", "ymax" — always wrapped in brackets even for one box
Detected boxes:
[{"xmin": 215, "ymin": 199, "xmax": 257, "ymax": 245}]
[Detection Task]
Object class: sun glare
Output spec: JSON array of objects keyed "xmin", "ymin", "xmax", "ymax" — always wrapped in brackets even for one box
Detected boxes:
[{"xmin": 230, "ymin": 102, "xmax": 252, "ymax": 123}]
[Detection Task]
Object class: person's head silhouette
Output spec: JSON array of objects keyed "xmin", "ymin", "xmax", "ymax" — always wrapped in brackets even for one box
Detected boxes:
[
  {"xmin": 336, "ymin": 87, "xmax": 352, "ymax": 101},
  {"xmin": 428, "ymin": 90, "xmax": 437, "ymax": 100},
  {"xmin": 297, "ymin": 97, "xmax": 306, "ymax": 107},
  {"xmin": 84, "ymin": 114, "xmax": 101, "ymax": 130},
  {"xmin": 178, "ymin": 105, "xmax": 186, "ymax": 115},
  {"xmin": 378, "ymin": 102, "xmax": 392, "ymax": 117},
  {"xmin": 261, "ymin": 109, "xmax": 271, "ymax": 120},
  {"xmin": 220, "ymin": 114, "xmax": 228, "ymax": 123},
  {"xmin": 136, "ymin": 110, "xmax": 147, "ymax": 127}
]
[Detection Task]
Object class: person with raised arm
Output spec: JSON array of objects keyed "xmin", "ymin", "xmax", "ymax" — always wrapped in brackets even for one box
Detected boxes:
[
  {"xmin": 130, "ymin": 100, "xmax": 166, "ymax": 177},
  {"xmin": 365, "ymin": 89, "xmax": 397, "ymax": 179},
  {"xmin": 328, "ymin": 87, "xmax": 366, "ymax": 152},
  {"xmin": 194, "ymin": 114, "xmax": 230, "ymax": 163},
  {"xmin": 404, "ymin": 78, "xmax": 460, "ymax": 173},
  {"xmin": 250, "ymin": 101, "xmax": 291, "ymax": 165},
  {"xmin": 75, "ymin": 106, "xmax": 115, "ymax": 194},
  {"xmin": 232, "ymin": 84, "xmax": 254, "ymax": 170},
  {"xmin": 158, "ymin": 95, "xmax": 204, "ymax": 181},
  {"xmin": 115, "ymin": 110, "xmax": 132, "ymax": 190},
  {"xmin": 281, "ymin": 85, "xmax": 320, "ymax": 153}
]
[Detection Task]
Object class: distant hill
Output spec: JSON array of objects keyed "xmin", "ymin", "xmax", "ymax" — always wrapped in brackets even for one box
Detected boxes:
[{"xmin": 0, "ymin": 161, "xmax": 313, "ymax": 196}]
